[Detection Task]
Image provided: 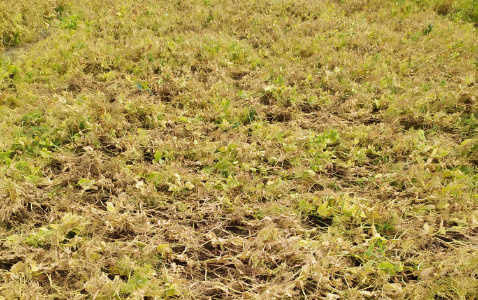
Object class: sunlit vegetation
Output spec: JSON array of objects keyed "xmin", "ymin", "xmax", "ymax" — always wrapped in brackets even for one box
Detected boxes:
[{"xmin": 1, "ymin": 0, "xmax": 478, "ymax": 298}]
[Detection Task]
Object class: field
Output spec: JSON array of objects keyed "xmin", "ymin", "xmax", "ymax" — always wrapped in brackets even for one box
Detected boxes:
[{"xmin": 1, "ymin": 0, "xmax": 478, "ymax": 299}]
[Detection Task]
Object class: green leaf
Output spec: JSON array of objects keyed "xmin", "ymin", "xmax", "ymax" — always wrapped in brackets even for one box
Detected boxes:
[
  {"xmin": 78, "ymin": 178, "xmax": 98, "ymax": 190},
  {"xmin": 379, "ymin": 261, "xmax": 396, "ymax": 275},
  {"xmin": 78, "ymin": 178, "xmax": 92, "ymax": 186},
  {"xmin": 417, "ymin": 130, "xmax": 426, "ymax": 141},
  {"xmin": 154, "ymin": 150, "xmax": 162, "ymax": 163}
]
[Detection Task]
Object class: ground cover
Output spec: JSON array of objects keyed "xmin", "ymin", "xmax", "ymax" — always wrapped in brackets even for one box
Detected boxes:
[{"xmin": 1, "ymin": 0, "xmax": 478, "ymax": 299}]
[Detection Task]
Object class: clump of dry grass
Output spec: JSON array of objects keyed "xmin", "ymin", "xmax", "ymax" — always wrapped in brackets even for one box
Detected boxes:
[
  {"xmin": 1, "ymin": 0, "xmax": 478, "ymax": 299},
  {"xmin": 0, "ymin": 0, "xmax": 66, "ymax": 48}
]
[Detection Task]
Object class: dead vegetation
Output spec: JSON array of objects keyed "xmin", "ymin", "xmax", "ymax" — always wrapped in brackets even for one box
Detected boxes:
[{"xmin": 1, "ymin": 0, "xmax": 478, "ymax": 299}]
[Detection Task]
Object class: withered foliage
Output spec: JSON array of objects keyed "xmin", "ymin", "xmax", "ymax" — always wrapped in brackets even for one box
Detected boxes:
[{"xmin": 1, "ymin": 0, "xmax": 478, "ymax": 299}]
